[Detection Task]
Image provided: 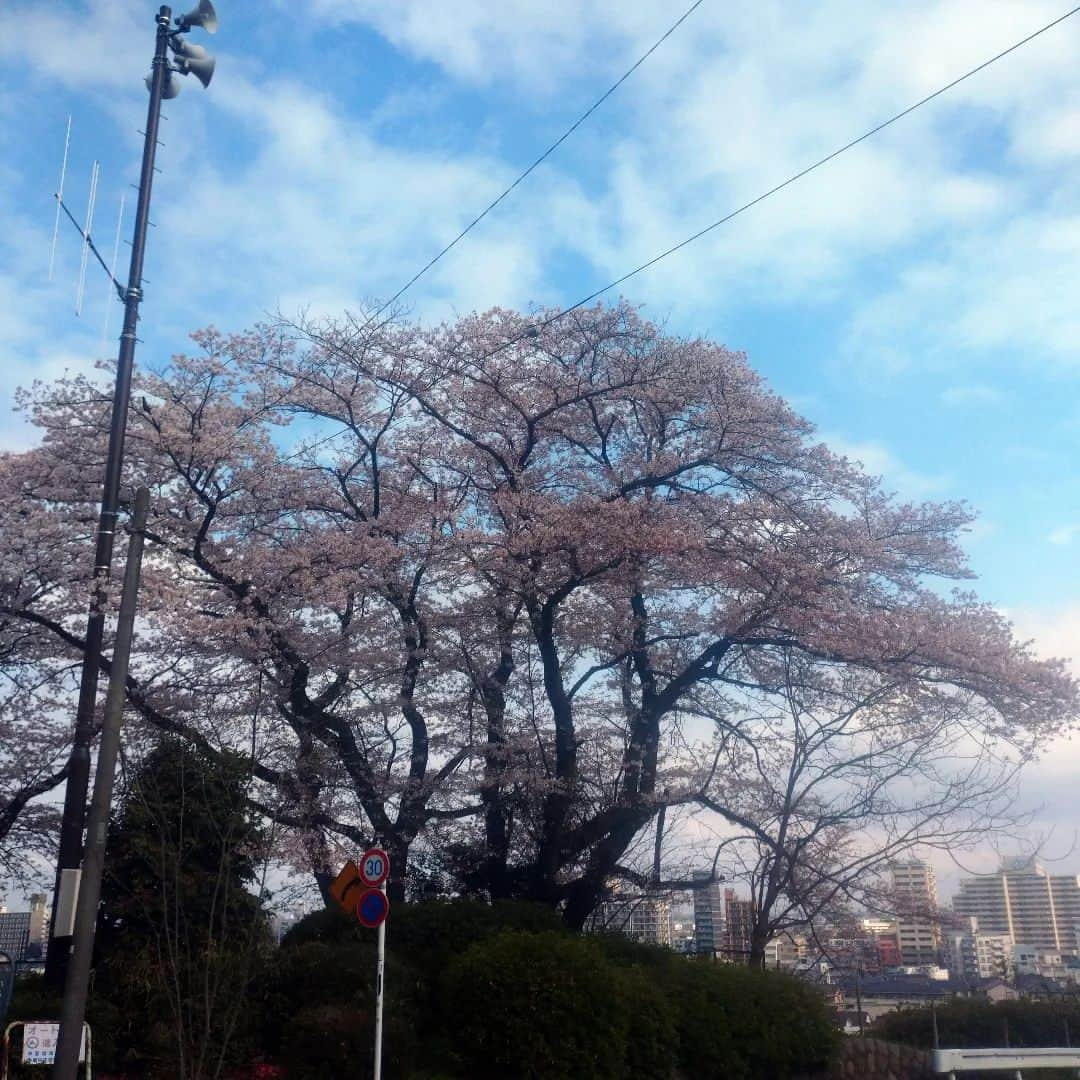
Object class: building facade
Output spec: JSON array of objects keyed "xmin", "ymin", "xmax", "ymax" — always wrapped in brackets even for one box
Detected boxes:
[
  {"xmin": 0, "ymin": 894, "xmax": 48, "ymax": 963},
  {"xmin": 691, "ymin": 871, "xmax": 723, "ymax": 956},
  {"xmin": 891, "ymin": 860, "xmax": 942, "ymax": 966},
  {"xmin": 587, "ymin": 890, "xmax": 673, "ymax": 948},
  {"xmin": 722, "ymin": 888, "xmax": 755, "ymax": 961},
  {"xmin": 945, "ymin": 916, "xmax": 1014, "ymax": 979},
  {"xmin": 953, "ymin": 859, "xmax": 1080, "ymax": 953}
]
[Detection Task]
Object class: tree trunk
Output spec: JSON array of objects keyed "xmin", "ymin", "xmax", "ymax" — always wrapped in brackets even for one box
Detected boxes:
[{"xmin": 748, "ymin": 926, "xmax": 769, "ymax": 970}]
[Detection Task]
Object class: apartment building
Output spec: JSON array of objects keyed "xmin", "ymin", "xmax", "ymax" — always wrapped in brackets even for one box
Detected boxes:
[
  {"xmin": 691, "ymin": 871, "xmax": 724, "ymax": 956},
  {"xmin": 891, "ymin": 860, "xmax": 942, "ymax": 966},
  {"xmin": 953, "ymin": 858, "xmax": 1080, "ymax": 953}
]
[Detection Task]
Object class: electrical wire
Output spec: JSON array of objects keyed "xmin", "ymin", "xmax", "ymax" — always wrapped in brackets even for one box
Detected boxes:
[
  {"xmin": 362, "ymin": 0, "xmax": 708, "ymax": 327},
  {"xmin": 468, "ymin": 2, "xmax": 1080, "ymax": 365},
  {"xmin": 283, "ymin": 3, "xmax": 1079, "ymax": 461}
]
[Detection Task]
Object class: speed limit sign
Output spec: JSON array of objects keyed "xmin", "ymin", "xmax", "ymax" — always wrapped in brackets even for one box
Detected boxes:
[{"xmin": 359, "ymin": 847, "xmax": 390, "ymax": 888}]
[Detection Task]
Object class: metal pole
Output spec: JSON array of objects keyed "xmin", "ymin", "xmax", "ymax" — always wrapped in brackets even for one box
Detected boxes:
[
  {"xmin": 46, "ymin": 5, "xmax": 172, "ymax": 989},
  {"xmin": 373, "ymin": 883, "xmax": 386, "ymax": 1080},
  {"xmin": 52, "ymin": 489, "xmax": 150, "ymax": 1080},
  {"xmin": 855, "ymin": 963, "xmax": 863, "ymax": 1036}
]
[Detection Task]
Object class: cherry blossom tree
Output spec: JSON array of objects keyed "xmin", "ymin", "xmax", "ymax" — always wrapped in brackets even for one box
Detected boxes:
[
  {"xmin": 290, "ymin": 303, "xmax": 1076, "ymax": 925},
  {"xmin": 680, "ymin": 652, "xmax": 1034, "ymax": 966},
  {"xmin": 0, "ymin": 302, "xmax": 1075, "ymax": 921}
]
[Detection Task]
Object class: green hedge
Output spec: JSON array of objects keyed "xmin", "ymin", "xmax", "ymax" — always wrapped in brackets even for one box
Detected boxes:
[
  {"xmin": 264, "ymin": 902, "xmax": 837, "ymax": 1080},
  {"xmin": 671, "ymin": 960, "xmax": 838, "ymax": 1079},
  {"xmin": 873, "ymin": 997, "xmax": 1080, "ymax": 1049},
  {"xmin": 264, "ymin": 939, "xmax": 422, "ymax": 1080},
  {"xmin": 441, "ymin": 931, "xmax": 635, "ymax": 1080}
]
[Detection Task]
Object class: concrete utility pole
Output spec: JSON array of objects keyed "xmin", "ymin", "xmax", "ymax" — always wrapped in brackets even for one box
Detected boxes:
[{"xmin": 52, "ymin": 489, "xmax": 151, "ymax": 1080}]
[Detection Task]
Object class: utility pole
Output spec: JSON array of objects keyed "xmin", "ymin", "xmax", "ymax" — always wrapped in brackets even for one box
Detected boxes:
[
  {"xmin": 52, "ymin": 489, "xmax": 150, "ymax": 1080},
  {"xmin": 45, "ymin": 0, "xmax": 217, "ymax": 989}
]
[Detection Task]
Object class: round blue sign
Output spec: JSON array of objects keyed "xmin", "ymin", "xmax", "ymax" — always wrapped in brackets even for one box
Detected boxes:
[{"xmin": 356, "ymin": 887, "xmax": 389, "ymax": 928}]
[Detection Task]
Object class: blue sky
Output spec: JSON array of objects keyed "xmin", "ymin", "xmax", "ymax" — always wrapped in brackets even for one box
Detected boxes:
[{"xmin": 2, "ymin": 0, "xmax": 1079, "ymax": 884}]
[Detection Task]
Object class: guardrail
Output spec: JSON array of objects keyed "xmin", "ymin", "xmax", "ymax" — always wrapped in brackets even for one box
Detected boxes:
[{"xmin": 933, "ymin": 1045, "xmax": 1080, "ymax": 1074}]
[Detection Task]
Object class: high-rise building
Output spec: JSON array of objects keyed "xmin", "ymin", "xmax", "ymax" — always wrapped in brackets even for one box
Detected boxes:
[
  {"xmin": 891, "ymin": 860, "xmax": 942, "ymax": 966},
  {"xmin": 945, "ymin": 916, "xmax": 1013, "ymax": 979},
  {"xmin": 587, "ymin": 889, "xmax": 673, "ymax": 948},
  {"xmin": 952, "ymin": 858, "xmax": 1080, "ymax": 952},
  {"xmin": 0, "ymin": 894, "xmax": 49, "ymax": 963},
  {"xmin": 691, "ymin": 871, "xmax": 723, "ymax": 956},
  {"xmin": 723, "ymin": 888, "xmax": 755, "ymax": 961}
]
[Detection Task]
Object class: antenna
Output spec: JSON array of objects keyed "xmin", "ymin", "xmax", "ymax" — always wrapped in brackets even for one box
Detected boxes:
[
  {"xmin": 48, "ymin": 115, "xmax": 72, "ymax": 282},
  {"xmin": 49, "ymin": 128, "xmax": 124, "ymax": 308},
  {"xmin": 102, "ymin": 194, "xmax": 126, "ymax": 350},
  {"xmin": 48, "ymin": 0, "xmax": 221, "ymax": 1033},
  {"xmin": 75, "ymin": 161, "xmax": 100, "ymax": 317}
]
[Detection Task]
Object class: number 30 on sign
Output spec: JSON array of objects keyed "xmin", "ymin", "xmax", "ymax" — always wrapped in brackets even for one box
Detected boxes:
[{"xmin": 359, "ymin": 847, "xmax": 390, "ymax": 888}]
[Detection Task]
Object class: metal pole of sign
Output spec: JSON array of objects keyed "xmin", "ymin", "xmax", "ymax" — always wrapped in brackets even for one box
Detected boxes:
[
  {"xmin": 0, "ymin": 953, "xmax": 12, "ymax": 1029},
  {"xmin": 373, "ymin": 880, "xmax": 386, "ymax": 1080}
]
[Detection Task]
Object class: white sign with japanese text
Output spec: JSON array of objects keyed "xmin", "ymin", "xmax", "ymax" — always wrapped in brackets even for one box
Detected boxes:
[{"xmin": 21, "ymin": 1022, "xmax": 87, "ymax": 1065}]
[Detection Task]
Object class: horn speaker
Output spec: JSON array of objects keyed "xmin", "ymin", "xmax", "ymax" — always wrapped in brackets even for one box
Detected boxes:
[{"xmin": 176, "ymin": 0, "xmax": 218, "ymax": 34}]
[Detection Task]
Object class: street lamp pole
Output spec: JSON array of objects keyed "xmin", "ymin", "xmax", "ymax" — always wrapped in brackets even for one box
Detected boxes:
[{"xmin": 45, "ymin": 0, "xmax": 218, "ymax": 990}]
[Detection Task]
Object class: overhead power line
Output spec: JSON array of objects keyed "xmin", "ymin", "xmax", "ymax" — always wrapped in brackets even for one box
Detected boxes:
[
  {"xmin": 471, "ymin": 2, "xmax": 1080, "ymax": 364},
  {"xmin": 284, "ymin": 3, "xmax": 1078, "ymax": 462},
  {"xmin": 363, "ymin": 0, "xmax": 708, "ymax": 326}
]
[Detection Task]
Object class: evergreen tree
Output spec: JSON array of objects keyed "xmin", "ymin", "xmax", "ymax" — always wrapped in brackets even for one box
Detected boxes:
[{"xmin": 93, "ymin": 738, "xmax": 270, "ymax": 1079}]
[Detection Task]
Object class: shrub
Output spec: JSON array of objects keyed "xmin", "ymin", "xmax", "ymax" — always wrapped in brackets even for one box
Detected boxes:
[
  {"xmin": 272, "ymin": 901, "xmax": 562, "ymax": 1078},
  {"xmin": 873, "ymin": 998, "xmax": 1080, "ymax": 1050},
  {"xmin": 440, "ymin": 930, "xmax": 630, "ymax": 1079},
  {"xmin": 673, "ymin": 961, "xmax": 838, "ymax": 1079},
  {"xmin": 5, "ymin": 973, "xmax": 123, "ymax": 1078},
  {"xmin": 388, "ymin": 899, "xmax": 563, "ymax": 980},
  {"xmin": 613, "ymin": 966, "xmax": 679, "ymax": 1079},
  {"xmin": 274, "ymin": 902, "xmax": 836, "ymax": 1079},
  {"xmin": 265, "ymin": 941, "xmax": 421, "ymax": 1080}
]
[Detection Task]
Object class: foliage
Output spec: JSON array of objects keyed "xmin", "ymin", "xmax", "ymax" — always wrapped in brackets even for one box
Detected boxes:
[
  {"xmin": 91, "ymin": 738, "xmax": 272, "ymax": 1079},
  {"xmin": 873, "ymin": 997, "xmax": 1080, "ymax": 1049},
  {"xmin": 440, "ymin": 930, "xmax": 631, "ymax": 1079},
  {"xmin": 1, "ymin": 303, "xmax": 1075, "ymax": 927},
  {"xmin": 5, "ymin": 887, "xmax": 828, "ymax": 1080},
  {"xmin": 271, "ymin": 900, "xmax": 562, "ymax": 1077},
  {"xmin": 610, "ymin": 965, "xmax": 680, "ymax": 1080},
  {"xmin": 389, "ymin": 899, "xmax": 564, "ymax": 978},
  {"xmin": 671, "ymin": 960, "xmax": 839, "ymax": 1079},
  {"xmin": 4, "ymin": 973, "xmax": 123, "ymax": 1078},
  {"xmin": 265, "ymin": 942, "xmax": 421, "ymax": 1080}
]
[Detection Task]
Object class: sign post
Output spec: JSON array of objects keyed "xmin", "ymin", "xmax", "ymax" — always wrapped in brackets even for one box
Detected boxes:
[
  {"xmin": 0, "ymin": 954, "xmax": 13, "ymax": 1029},
  {"xmin": 1, "ymin": 1021, "xmax": 90, "ymax": 1076},
  {"xmin": 373, "ymin": 885, "xmax": 386, "ymax": 1080},
  {"xmin": 356, "ymin": 848, "xmax": 390, "ymax": 1080}
]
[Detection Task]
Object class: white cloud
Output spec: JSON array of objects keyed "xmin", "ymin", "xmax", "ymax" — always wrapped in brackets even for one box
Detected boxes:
[
  {"xmin": 941, "ymin": 384, "xmax": 1005, "ymax": 407},
  {"xmin": 0, "ymin": 0, "xmax": 146, "ymax": 92},
  {"xmin": 1010, "ymin": 604, "xmax": 1080, "ymax": 673},
  {"xmin": 156, "ymin": 72, "xmax": 590, "ymax": 323},
  {"xmin": 238, "ymin": 0, "xmax": 1080, "ymax": 347},
  {"xmin": 1049, "ymin": 524, "xmax": 1080, "ymax": 547},
  {"xmin": 2, "ymin": 0, "xmax": 1078, "ymax": 438},
  {"xmin": 822, "ymin": 434, "xmax": 951, "ymax": 499}
]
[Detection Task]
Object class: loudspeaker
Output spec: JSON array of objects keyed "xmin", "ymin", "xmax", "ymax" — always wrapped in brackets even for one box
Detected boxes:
[
  {"xmin": 179, "ymin": 54, "xmax": 215, "ymax": 88},
  {"xmin": 176, "ymin": 0, "xmax": 218, "ymax": 34},
  {"xmin": 170, "ymin": 36, "xmax": 209, "ymax": 61},
  {"xmin": 146, "ymin": 69, "xmax": 182, "ymax": 98}
]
